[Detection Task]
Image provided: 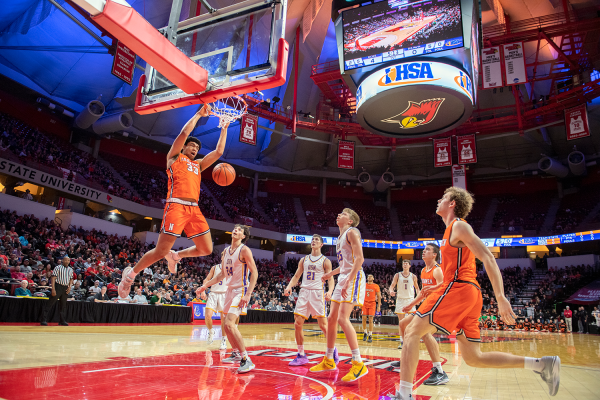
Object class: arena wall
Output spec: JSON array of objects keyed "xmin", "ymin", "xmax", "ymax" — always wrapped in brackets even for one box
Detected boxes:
[
  {"xmin": 0, "ymin": 192, "xmax": 57, "ymax": 221},
  {"xmin": 547, "ymin": 254, "xmax": 599, "ymax": 270},
  {"xmin": 56, "ymin": 211, "xmax": 133, "ymax": 237}
]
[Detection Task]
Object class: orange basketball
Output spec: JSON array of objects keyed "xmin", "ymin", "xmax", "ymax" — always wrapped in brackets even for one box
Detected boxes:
[{"xmin": 212, "ymin": 163, "xmax": 236, "ymax": 186}]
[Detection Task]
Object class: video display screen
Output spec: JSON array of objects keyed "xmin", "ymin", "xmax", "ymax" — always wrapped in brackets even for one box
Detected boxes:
[{"xmin": 342, "ymin": 0, "xmax": 464, "ymax": 70}]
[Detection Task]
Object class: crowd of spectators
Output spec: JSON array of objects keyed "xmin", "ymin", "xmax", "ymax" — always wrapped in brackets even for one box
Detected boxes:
[{"xmin": 0, "ymin": 113, "xmax": 134, "ymax": 200}]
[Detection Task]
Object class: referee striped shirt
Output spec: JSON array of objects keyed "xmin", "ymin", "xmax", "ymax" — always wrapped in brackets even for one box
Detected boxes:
[{"xmin": 52, "ymin": 265, "xmax": 73, "ymax": 286}]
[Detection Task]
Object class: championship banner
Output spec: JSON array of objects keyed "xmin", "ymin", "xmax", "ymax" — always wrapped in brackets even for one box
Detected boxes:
[
  {"xmin": 565, "ymin": 104, "xmax": 591, "ymax": 140},
  {"xmin": 502, "ymin": 42, "xmax": 527, "ymax": 85},
  {"xmin": 57, "ymin": 197, "xmax": 66, "ymax": 210},
  {"xmin": 433, "ymin": 137, "xmax": 451, "ymax": 167},
  {"xmin": 239, "ymin": 113, "xmax": 258, "ymax": 145},
  {"xmin": 111, "ymin": 41, "xmax": 136, "ymax": 85},
  {"xmin": 452, "ymin": 164, "xmax": 467, "ymax": 189},
  {"xmin": 338, "ymin": 140, "xmax": 355, "ymax": 169},
  {"xmin": 457, "ymin": 134, "xmax": 477, "ymax": 164},
  {"xmin": 482, "ymin": 46, "xmax": 502, "ymax": 89},
  {"xmin": 565, "ymin": 280, "xmax": 600, "ymax": 304}
]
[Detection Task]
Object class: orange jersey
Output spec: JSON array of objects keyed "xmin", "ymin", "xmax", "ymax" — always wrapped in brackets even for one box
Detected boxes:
[
  {"xmin": 167, "ymin": 153, "xmax": 202, "ymax": 201},
  {"xmin": 420, "ymin": 263, "xmax": 441, "ymax": 287},
  {"xmin": 364, "ymin": 283, "xmax": 380, "ymax": 303},
  {"xmin": 440, "ymin": 218, "xmax": 478, "ymax": 285}
]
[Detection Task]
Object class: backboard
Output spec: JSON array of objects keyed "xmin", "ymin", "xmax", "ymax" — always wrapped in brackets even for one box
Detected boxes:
[{"xmin": 134, "ymin": 0, "xmax": 289, "ymax": 115}]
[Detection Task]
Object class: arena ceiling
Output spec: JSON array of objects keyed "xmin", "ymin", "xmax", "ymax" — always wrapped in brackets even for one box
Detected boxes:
[{"xmin": 0, "ymin": 0, "xmax": 599, "ymax": 183}]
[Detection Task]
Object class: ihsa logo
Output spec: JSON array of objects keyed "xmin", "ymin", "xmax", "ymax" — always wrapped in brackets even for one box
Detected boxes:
[{"xmin": 378, "ymin": 62, "xmax": 440, "ymax": 86}]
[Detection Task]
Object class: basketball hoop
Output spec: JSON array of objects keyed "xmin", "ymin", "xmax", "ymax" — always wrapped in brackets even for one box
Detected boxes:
[{"xmin": 209, "ymin": 96, "xmax": 248, "ymax": 128}]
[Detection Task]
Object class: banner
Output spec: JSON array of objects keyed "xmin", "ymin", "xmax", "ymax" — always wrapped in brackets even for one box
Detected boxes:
[
  {"xmin": 457, "ymin": 134, "xmax": 477, "ymax": 164},
  {"xmin": 57, "ymin": 197, "xmax": 66, "ymax": 210},
  {"xmin": 433, "ymin": 138, "xmax": 451, "ymax": 167},
  {"xmin": 482, "ymin": 46, "xmax": 503, "ymax": 89},
  {"xmin": 452, "ymin": 164, "xmax": 467, "ymax": 189},
  {"xmin": 565, "ymin": 104, "xmax": 591, "ymax": 140},
  {"xmin": 565, "ymin": 280, "xmax": 600, "ymax": 304},
  {"xmin": 111, "ymin": 41, "xmax": 136, "ymax": 85},
  {"xmin": 239, "ymin": 113, "xmax": 258, "ymax": 145},
  {"xmin": 502, "ymin": 42, "xmax": 527, "ymax": 85},
  {"xmin": 338, "ymin": 140, "xmax": 355, "ymax": 169},
  {"xmin": 58, "ymin": 167, "xmax": 76, "ymax": 180}
]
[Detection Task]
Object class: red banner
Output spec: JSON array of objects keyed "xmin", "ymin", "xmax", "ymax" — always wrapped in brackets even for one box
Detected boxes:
[
  {"xmin": 111, "ymin": 41, "xmax": 136, "ymax": 85},
  {"xmin": 433, "ymin": 138, "xmax": 451, "ymax": 167},
  {"xmin": 57, "ymin": 197, "xmax": 66, "ymax": 210},
  {"xmin": 338, "ymin": 140, "xmax": 355, "ymax": 169},
  {"xmin": 566, "ymin": 280, "xmax": 600, "ymax": 304},
  {"xmin": 565, "ymin": 104, "xmax": 591, "ymax": 140},
  {"xmin": 457, "ymin": 134, "xmax": 477, "ymax": 164},
  {"xmin": 240, "ymin": 113, "xmax": 258, "ymax": 145}
]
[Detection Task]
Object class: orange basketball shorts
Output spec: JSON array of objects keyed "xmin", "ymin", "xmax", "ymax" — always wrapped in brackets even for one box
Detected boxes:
[
  {"xmin": 160, "ymin": 203, "xmax": 210, "ymax": 238},
  {"xmin": 362, "ymin": 302, "xmax": 377, "ymax": 316},
  {"xmin": 416, "ymin": 281, "xmax": 483, "ymax": 342}
]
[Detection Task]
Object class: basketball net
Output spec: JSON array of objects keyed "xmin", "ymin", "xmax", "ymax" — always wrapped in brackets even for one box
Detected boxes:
[{"xmin": 209, "ymin": 96, "xmax": 248, "ymax": 128}]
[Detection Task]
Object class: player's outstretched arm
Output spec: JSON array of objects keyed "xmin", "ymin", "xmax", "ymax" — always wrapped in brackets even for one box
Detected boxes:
[
  {"xmin": 323, "ymin": 258, "xmax": 335, "ymax": 300},
  {"xmin": 239, "ymin": 246, "xmax": 258, "ymax": 308},
  {"xmin": 203, "ymin": 265, "xmax": 216, "ymax": 285},
  {"xmin": 389, "ymin": 273, "xmax": 398, "ymax": 297},
  {"xmin": 167, "ymin": 105, "xmax": 210, "ymax": 161},
  {"xmin": 200, "ymin": 121, "xmax": 230, "ymax": 172},
  {"xmin": 197, "ymin": 269, "xmax": 224, "ymax": 294},
  {"xmin": 453, "ymin": 220, "xmax": 517, "ymax": 325},
  {"xmin": 284, "ymin": 258, "xmax": 304, "ymax": 296}
]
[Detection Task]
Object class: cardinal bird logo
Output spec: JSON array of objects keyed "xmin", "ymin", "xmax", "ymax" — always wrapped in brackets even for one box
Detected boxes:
[
  {"xmin": 107, "ymin": 195, "xmax": 113, "ymax": 203},
  {"xmin": 382, "ymin": 98, "xmax": 445, "ymax": 129}
]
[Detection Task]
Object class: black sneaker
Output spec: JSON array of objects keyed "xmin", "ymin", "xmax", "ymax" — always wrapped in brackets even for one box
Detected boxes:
[
  {"xmin": 368, "ymin": 335, "xmax": 373, "ymax": 343},
  {"xmin": 59, "ymin": 322, "xmax": 69, "ymax": 326},
  {"xmin": 390, "ymin": 360, "xmax": 400, "ymax": 368},
  {"xmin": 40, "ymin": 321, "xmax": 48, "ymax": 326},
  {"xmin": 423, "ymin": 368, "xmax": 449, "ymax": 385},
  {"xmin": 363, "ymin": 332, "xmax": 368, "ymax": 341}
]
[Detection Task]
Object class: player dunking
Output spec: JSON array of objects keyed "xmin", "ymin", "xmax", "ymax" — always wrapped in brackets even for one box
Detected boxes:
[
  {"xmin": 118, "ymin": 105, "xmax": 230, "ymax": 297},
  {"xmin": 361, "ymin": 274, "xmax": 381, "ymax": 343},
  {"xmin": 392, "ymin": 187, "xmax": 561, "ymax": 399},
  {"xmin": 310, "ymin": 208, "xmax": 367, "ymax": 382},
  {"xmin": 390, "ymin": 243, "xmax": 447, "ymax": 385},
  {"xmin": 197, "ymin": 224, "xmax": 257, "ymax": 373},
  {"xmin": 389, "ymin": 260, "xmax": 420, "ymax": 349},
  {"xmin": 283, "ymin": 234, "xmax": 337, "ymax": 366}
]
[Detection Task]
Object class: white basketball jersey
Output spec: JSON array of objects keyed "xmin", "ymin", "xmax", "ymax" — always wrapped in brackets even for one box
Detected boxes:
[
  {"xmin": 222, "ymin": 244, "xmax": 248, "ymax": 290},
  {"xmin": 336, "ymin": 227, "xmax": 362, "ymax": 276},
  {"xmin": 396, "ymin": 272, "xmax": 415, "ymax": 299},
  {"xmin": 570, "ymin": 116, "xmax": 584, "ymax": 134},
  {"xmin": 211, "ymin": 264, "xmax": 228, "ymax": 293},
  {"xmin": 302, "ymin": 255, "xmax": 326, "ymax": 290}
]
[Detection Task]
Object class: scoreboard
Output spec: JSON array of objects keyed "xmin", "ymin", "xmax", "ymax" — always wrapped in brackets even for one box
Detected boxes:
[{"xmin": 286, "ymin": 230, "xmax": 600, "ymax": 248}]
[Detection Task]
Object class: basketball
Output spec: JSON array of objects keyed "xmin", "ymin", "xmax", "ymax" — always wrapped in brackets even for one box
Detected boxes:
[{"xmin": 212, "ymin": 163, "xmax": 236, "ymax": 186}]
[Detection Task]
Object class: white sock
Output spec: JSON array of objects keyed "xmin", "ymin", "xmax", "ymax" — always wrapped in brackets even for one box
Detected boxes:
[
  {"xmin": 298, "ymin": 345, "xmax": 305, "ymax": 356},
  {"xmin": 351, "ymin": 348, "xmax": 362, "ymax": 363},
  {"xmin": 399, "ymin": 380, "xmax": 413, "ymax": 398},
  {"xmin": 241, "ymin": 351, "xmax": 248, "ymax": 360},
  {"xmin": 173, "ymin": 251, "xmax": 181, "ymax": 261},
  {"xmin": 127, "ymin": 270, "xmax": 137, "ymax": 280},
  {"xmin": 433, "ymin": 361, "xmax": 443, "ymax": 373},
  {"xmin": 326, "ymin": 347, "xmax": 335, "ymax": 359},
  {"xmin": 524, "ymin": 357, "xmax": 544, "ymax": 372}
]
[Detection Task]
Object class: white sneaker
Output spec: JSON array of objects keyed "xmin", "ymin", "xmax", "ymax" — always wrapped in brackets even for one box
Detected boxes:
[
  {"xmin": 165, "ymin": 250, "xmax": 180, "ymax": 274},
  {"xmin": 207, "ymin": 329, "xmax": 215, "ymax": 345},
  {"xmin": 118, "ymin": 267, "xmax": 135, "ymax": 298},
  {"xmin": 537, "ymin": 356, "xmax": 561, "ymax": 396},
  {"xmin": 220, "ymin": 338, "xmax": 227, "ymax": 350}
]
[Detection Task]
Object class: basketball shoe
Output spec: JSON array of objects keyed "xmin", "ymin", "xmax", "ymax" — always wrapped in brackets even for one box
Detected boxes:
[
  {"xmin": 423, "ymin": 367, "xmax": 449, "ymax": 385},
  {"xmin": 222, "ymin": 351, "xmax": 242, "ymax": 363},
  {"xmin": 118, "ymin": 267, "xmax": 134, "ymax": 298},
  {"xmin": 342, "ymin": 360, "xmax": 368, "ymax": 382},
  {"xmin": 289, "ymin": 353, "xmax": 309, "ymax": 366},
  {"xmin": 165, "ymin": 250, "xmax": 180, "ymax": 274},
  {"xmin": 207, "ymin": 328, "xmax": 215, "ymax": 345},
  {"xmin": 537, "ymin": 356, "xmax": 561, "ymax": 396},
  {"xmin": 219, "ymin": 337, "xmax": 227, "ymax": 350},
  {"xmin": 310, "ymin": 357, "xmax": 337, "ymax": 373}
]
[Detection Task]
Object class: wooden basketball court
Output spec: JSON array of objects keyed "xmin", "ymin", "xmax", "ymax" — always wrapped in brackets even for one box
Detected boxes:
[{"xmin": 0, "ymin": 322, "xmax": 598, "ymax": 399}]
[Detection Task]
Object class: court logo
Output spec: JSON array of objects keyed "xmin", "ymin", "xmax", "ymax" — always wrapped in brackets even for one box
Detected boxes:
[{"xmin": 381, "ymin": 98, "xmax": 445, "ymax": 129}]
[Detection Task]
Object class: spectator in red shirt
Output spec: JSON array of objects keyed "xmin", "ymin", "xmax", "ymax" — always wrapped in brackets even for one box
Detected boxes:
[
  {"xmin": 564, "ymin": 306, "xmax": 573, "ymax": 332},
  {"xmin": 11, "ymin": 265, "xmax": 26, "ymax": 281}
]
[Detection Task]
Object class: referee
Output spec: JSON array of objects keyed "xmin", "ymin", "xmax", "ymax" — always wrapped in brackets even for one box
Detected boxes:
[{"xmin": 40, "ymin": 256, "xmax": 74, "ymax": 326}]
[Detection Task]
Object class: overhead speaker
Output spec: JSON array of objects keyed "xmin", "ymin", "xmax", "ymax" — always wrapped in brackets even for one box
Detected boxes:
[
  {"xmin": 376, "ymin": 170, "xmax": 395, "ymax": 192},
  {"xmin": 75, "ymin": 100, "xmax": 105, "ymax": 129},
  {"xmin": 538, "ymin": 156, "xmax": 568, "ymax": 178},
  {"xmin": 357, "ymin": 171, "xmax": 375, "ymax": 192},
  {"xmin": 567, "ymin": 151, "xmax": 586, "ymax": 176},
  {"xmin": 92, "ymin": 113, "xmax": 133, "ymax": 135}
]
